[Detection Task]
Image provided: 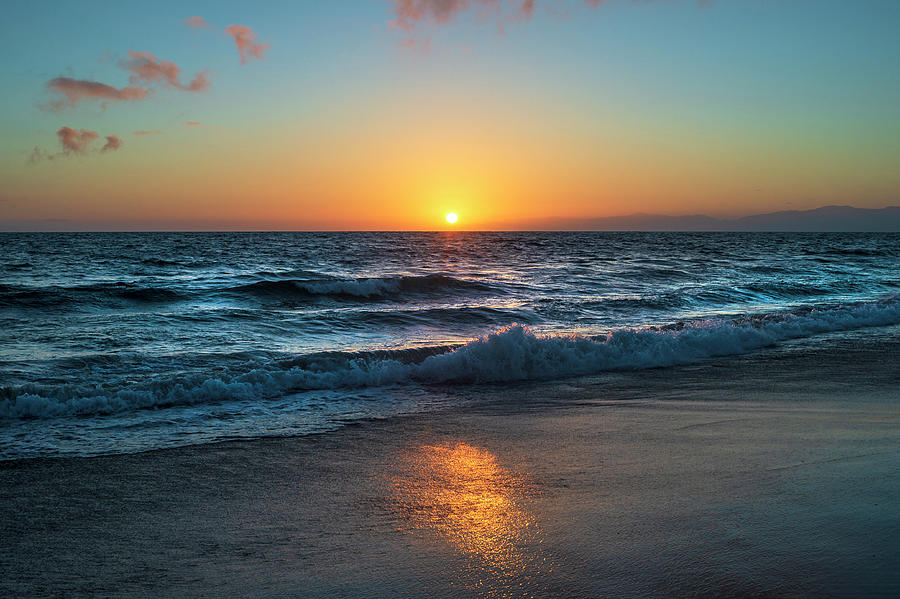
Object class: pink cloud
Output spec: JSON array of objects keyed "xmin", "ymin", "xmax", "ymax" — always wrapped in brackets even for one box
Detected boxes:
[
  {"xmin": 46, "ymin": 77, "xmax": 149, "ymax": 109},
  {"xmin": 389, "ymin": 0, "xmax": 704, "ymax": 35},
  {"xmin": 57, "ymin": 127, "xmax": 100, "ymax": 154},
  {"xmin": 28, "ymin": 127, "xmax": 123, "ymax": 163},
  {"xmin": 184, "ymin": 71, "xmax": 211, "ymax": 92},
  {"xmin": 389, "ymin": 0, "xmax": 536, "ymax": 31},
  {"xmin": 183, "ymin": 121, "xmax": 202, "ymax": 126},
  {"xmin": 225, "ymin": 25, "xmax": 269, "ymax": 64},
  {"xmin": 119, "ymin": 50, "xmax": 211, "ymax": 92},
  {"xmin": 101, "ymin": 135, "xmax": 122, "ymax": 153},
  {"xmin": 133, "ymin": 130, "xmax": 162, "ymax": 136},
  {"xmin": 185, "ymin": 16, "xmax": 209, "ymax": 28},
  {"xmin": 47, "ymin": 50, "xmax": 211, "ymax": 110}
]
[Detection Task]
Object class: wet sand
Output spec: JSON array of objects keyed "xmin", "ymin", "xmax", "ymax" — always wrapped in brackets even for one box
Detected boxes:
[{"xmin": 2, "ymin": 330, "xmax": 899, "ymax": 598}]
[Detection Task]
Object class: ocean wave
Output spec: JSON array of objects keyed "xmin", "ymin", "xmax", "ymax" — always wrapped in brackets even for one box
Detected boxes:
[
  {"xmin": 140, "ymin": 258, "xmax": 183, "ymax": 267},
  {"xmin": 741, "ymin": 280, "xmax": 869, "ymax": 300},
  {"xmin": 226, "ymin": 274, "xmax": 498, "ymax": 301},
  {"xmin": 2, "ymin": 263, "xmax": 33, "ymax": 271},
  {"xmin": 819, "ymin": 248, "xmax": 897, "ymax": 258},
  {"xmin": 3, "ymin": 297, "xmax": 898, "ymax": 420},
  {"xmin": 0, "ymin": 282, "xmax": 186, "ymax": 307}
]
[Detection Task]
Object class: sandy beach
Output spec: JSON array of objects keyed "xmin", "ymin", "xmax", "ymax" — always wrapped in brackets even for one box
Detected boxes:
[{"xmin": 2, "ymin": 328, "xmax": 898, "ymax": 598}]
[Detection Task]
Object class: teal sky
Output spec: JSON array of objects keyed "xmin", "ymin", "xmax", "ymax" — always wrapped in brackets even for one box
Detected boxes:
[{"xmin": 2, "ymin": 1, "xmax": 899, "ymax": 229}]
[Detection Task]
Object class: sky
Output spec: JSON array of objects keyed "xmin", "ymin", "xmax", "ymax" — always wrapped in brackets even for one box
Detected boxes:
[{"xmin": 1, "ymin": 0, "xmax": 899, "ymax": 230}]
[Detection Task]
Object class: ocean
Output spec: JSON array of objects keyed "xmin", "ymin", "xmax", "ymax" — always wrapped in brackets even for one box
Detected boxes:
[{"xmin": 1, "ymin": 231, "xmax": 898, "ymax": 459}]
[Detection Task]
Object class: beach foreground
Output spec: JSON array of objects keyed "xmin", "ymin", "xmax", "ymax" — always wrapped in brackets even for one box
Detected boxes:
[{"xmin": 2, "ymin": 329, "xmax": 898, "ymax": 598}]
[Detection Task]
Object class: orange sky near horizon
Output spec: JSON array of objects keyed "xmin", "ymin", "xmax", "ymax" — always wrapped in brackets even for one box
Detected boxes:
[{"xmin": 7, "ymin": 115, "xmax": 897, "ymax": 230}]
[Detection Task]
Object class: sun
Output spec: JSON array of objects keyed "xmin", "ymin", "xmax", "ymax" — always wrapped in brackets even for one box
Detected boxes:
[{"xmin": 445, "ymin": 212, "xmax": 458, "ymax": 224}]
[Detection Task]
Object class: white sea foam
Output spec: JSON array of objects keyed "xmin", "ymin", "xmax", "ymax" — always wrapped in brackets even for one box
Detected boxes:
[{"xmin": 3, "ymin": 298, "xmax": 899, "ymax": 420}]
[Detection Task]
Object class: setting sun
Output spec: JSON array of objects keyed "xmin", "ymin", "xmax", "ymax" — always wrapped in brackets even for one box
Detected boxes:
[{"xmin": 445, "ymin": 212, "xmax": 458, "ymax": 224}]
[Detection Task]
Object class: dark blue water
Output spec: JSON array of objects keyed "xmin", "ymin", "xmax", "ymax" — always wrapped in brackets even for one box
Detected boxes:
[{"xmin": 1, "ymin": 232, "xmax": 898, "ymax": 458}]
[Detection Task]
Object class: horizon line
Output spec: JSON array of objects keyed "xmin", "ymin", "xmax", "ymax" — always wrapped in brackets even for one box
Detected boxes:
[{"xmin": 2, "ymin": 229, "xmax": 899, "ymax": 234}]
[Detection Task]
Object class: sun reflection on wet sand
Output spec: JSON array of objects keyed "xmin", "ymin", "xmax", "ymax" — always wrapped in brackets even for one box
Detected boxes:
[{"xmin": 392, "ymin": 442, "xmax": 543, "ymax": 582}]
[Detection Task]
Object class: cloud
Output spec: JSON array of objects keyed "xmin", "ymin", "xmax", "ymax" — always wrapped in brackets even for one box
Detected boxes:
[
  {"xmin": 389, "ymin": 0, "xmax": 537, "ymax": 31},
  {"xmin": 185, "ymin": 16, "xmax": 209, "ymax": 28},
  {"xmin": 47, "ymin": 50, "xmax": 211, "ymax": 110},
  {"xmin": 57, "ymin": 126, "xmax": 100, "ymax": 153},
  {"xmin": 101, "ymin": 135, "xmax": 122, "ymax": 152},
  {"xmin": 28, "ymin": 127, "xmax": 123, "ymax": 163},
  {"xmin": 389, "ymin": 0, "xmax": 708, "ymax": 35},
  {"xmin": 133, "ymin": 129, "xmax": 162, "ymax": 136},
  {"xmin": 183, "ymin": 121, "xmax": 202, "ymax": 126},
  {"xmin": 119, "ymin": 50, "xmax": 211, "ymax": 92},
  {"xmin": 225, "ymin": 25, "xmax": 269, "ymax": 64},
  {"xmin": 184, "ymin": 71, "xmax": 211, "ymax": 92},
  {"xmin": 28, "ymin": 146, "xmax": 52, "ymax": 164},
  {"xmin": 46, "ymin": 77, "xmax": 149, "ymax": 109}
]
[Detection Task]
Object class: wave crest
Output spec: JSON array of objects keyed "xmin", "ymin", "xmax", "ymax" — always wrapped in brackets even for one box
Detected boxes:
[
  {"xmin": 228, "ymin": 274, "xmax": 497, "ymax": 301},
  {"xmin": 3, "ymin": 298, "xmax": 899, "ymax": 420}
]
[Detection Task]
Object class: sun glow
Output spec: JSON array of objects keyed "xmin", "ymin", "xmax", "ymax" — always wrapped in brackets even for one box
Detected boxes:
[{"xmin": 445, "ymin": 212, "xmax": 458, "ymax": 224}]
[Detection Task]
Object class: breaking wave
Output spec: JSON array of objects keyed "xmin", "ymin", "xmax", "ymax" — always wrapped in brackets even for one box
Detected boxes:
[
  {"xmin": 226, "ymin": 274, "xmax": 498, "ymax": 301},
  {"xmin": 3, "ymin": 297, "xmax": 898, "ymax": 420}
]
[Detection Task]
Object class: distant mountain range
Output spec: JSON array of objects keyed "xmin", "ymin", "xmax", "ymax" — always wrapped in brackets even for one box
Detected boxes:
[
  {"xmin": 534, "ymin": 205, "xmax": 900, "ymax": 232},
  {"xmin": 2, "ymin": 205, "xmax": 899, "ymax": 232}
]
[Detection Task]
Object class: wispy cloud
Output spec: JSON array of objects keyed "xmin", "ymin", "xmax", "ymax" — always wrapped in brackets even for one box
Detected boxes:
[
  {"xmin": 225, "ymin": 25, "xmax": 269, "ymax": 64},
  {"xmin": 390, "ymin": 0, "xmax": 536, "ymax": 31},
  {"xmin": 29, "ymin": 127, "xmax": 122, "ymax": 163},
  {"xmin": 47, "ymin": 49, "xmax": 211, "ymax": 110},
  {"xmin": 101, "ymin": 135, "xmax": 122, "ymax": 152},
  {"xmin": 46, "ymin": 77, "xmax": 149, "ymax": 109},
  {"xmin": 119, "ymin": 50, "xmax": 211, "ymax": 92},
  {"xmin": 183, "ymin": 121, "xmax": 202, "ymax": 126},
  {"xmin": 28, "ymin": 146, "xmax": 52, "ymax": 164},
  {"xmin": 133, "ymin": 129, "xmax": 162, "ymax": 136},
  {"xmin": 57, "ymin": 126, "xmax": 100, "ymax": 153},
  {"xmin": 184, "ymin": 16, "xmax": 209, "ymax": 29},
  {"xmin": 389, "ymin": 0, "xmax": 708, "ymax": 38}
]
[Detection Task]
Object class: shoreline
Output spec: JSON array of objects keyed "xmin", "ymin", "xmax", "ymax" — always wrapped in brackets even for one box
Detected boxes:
[{"xmin": 2, "ymin": 329, "xmax": 899, "ymax": 597}]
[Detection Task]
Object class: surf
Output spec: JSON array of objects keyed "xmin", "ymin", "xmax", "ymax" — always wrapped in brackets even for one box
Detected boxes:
[{"xmin": 3, "ymin": 297, "xmax": 898, "ymax": 420}]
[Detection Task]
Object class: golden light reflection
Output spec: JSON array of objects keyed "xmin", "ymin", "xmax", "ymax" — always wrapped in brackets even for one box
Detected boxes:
[{"xmin": 392, "ymin": 442, "xmax": 540, "ymax": 575}]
